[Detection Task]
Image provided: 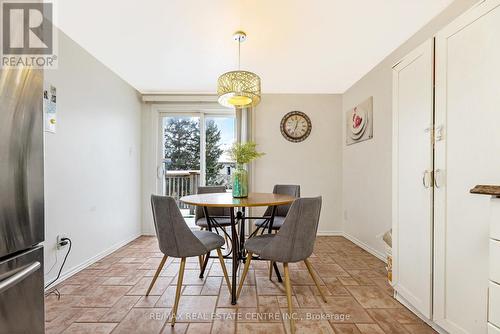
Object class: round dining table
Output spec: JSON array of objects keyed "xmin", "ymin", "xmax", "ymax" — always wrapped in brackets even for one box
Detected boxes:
[{"xmin": 180, "ymin": 192, "xmax": 296, "ymax": 304}]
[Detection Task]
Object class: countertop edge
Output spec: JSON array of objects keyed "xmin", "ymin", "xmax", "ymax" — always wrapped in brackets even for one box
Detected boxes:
[{"xmin": 470, "ymin": 185, "xmax": 500, "ymax": 196}]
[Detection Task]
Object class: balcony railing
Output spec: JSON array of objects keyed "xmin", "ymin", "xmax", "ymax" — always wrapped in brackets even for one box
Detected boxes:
[
  {"xmin": 165, "ymin": 171, "xmax": 200, "ymax": 210},
  {"xmin": 164, "ymin": 166, "xmax": 235, "ymax": 213}
]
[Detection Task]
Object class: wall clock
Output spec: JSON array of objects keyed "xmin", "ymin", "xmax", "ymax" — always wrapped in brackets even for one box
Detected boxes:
[{"xmin": 280, "ymin": 111, "xmax": 312, "ymax": 142}]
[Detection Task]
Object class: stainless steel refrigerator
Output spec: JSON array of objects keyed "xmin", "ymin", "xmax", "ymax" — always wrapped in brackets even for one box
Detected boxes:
[{"xmin": 0, "ymin": 68, "xmax": 45, "ymax": 334}]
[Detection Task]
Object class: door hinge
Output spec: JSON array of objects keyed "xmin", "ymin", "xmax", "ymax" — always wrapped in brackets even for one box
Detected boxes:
[{"xmin": 425, "ymin": 125, "xmax": 444, "ymax": 143}]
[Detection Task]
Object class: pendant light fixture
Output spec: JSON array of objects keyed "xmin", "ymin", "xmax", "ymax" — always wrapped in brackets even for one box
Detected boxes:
[{"xmin": 217, "ymin": 31, "xmax": 261, "ymax": 109}]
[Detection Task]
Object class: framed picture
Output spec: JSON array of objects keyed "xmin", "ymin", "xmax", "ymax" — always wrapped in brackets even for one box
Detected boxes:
[{"xmin": 346, "ymin": 96, "xmax": 373, "ymax": 145}]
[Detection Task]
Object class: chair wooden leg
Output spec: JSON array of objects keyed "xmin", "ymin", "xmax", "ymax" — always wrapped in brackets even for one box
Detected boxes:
[
  {"xmin": 146, "ymin": 255, "xmax": 168, "ymax": 296},
  {"xmin": 268, "ymin": 261, "xmax": 274, "ymax": 280},
  {"xmin": 236, "ymin": 252, "xmax": 252, "ymax": 299},
  {"xmin": 216, "ymin": 248, "xmax": 232, "ymax": 293},
  {"xmin": 283, "ymin": 263, "xmax": 295, "ymax": 334},
  {"xmin": 304, "ymin": 258, "xmax": 327, "ymax": 303},
  {"xmin": 171, "ymin": 257, "xmax": 186, "ymax": 327}
]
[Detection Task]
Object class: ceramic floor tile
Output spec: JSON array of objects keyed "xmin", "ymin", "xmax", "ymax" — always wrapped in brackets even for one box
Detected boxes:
[
  {"xmin": 61, "ymin": 322, "xmax": 117, "ymax": 334},
  {"xmin": 346, "ymin": 286, "xmax": 401, "ymax": 308},
  {"xmin": 99, "ymin": 295, "xmax": 141, "ymax": 322},
  {"xmin": 321, "ymin": 296, "xmax": 374, "ymax": 323},
  {"xmin": 255, "ymin": 276, "xmax": 286, "ymax": 295},
  {"xmin": 112, "ymin": 308, "xmax": 169, "ymax": 334},
  {"xmin": 183, "ymin": 285, "xmax": 204, "ymax": 295},
  {"xmin": 75, "ymin": 286, "xmax": 131, "ymax": 308},
  {"xmin": 134, "ymin": 295, "xmax": 161, "ymax": 308},
  {"xmin": 174, "ymin": 296, "xmax": 218, "ymax": 322},
  {"xmin": 331, "ymin": 323, "xmax": 362, "ymax": 334},
  {"xmin": 44, "ymin": 236, "xmax": 437, "ymax": 334},
  {"xmin": 218, "ymin": 285, "xmax": 258, "ymax": 308},
  {"xmin": 355, "ymin": 323, "xmax": 385, "ymax": 334},
  {"xmin": 237, "ymin": 322, "xmax": 285, "ymax": 334},
  {"xmin": 201, "ymin": 276, "xmax": 222, "ymax": 295},
  {"xmin": 45, "ymin": 308, "xmax": 87, "ymax": 334},
  {"xmin": 284, "ymin": 319, "xmax": 334, "ymax": 334},
  {"xmin": 366, "ymin": 309, "xmax": 410, "ymax": 334},
  {"xmin": 403, "ymin": 324, "xmax": 436, "ymax": 333},
  {"xmin": 75, "ymin": 308, "xmax": 110, "ymax": 322},
  {"xmin": 186, "ymin": 323, "xmax": 212, "ymax": 333},
  {"xmin": 292, "ymin": 285, "xmax": 321, "ymax": 308},
  {"xmin": 156, "ymin": 286, "xmax": 182, "ymax": 308},
  {"xmin": 127, "ymin": 276, "xmax": 174, "ymax": 296},
  {"xmin": 160, "ymin": 323, "xmax": 189, "ymax": 334}
]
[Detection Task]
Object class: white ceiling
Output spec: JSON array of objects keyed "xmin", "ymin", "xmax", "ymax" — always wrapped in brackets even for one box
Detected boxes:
[{"xmin": 57, "ymin": 0, "xmax": 453, "ymax": 94}]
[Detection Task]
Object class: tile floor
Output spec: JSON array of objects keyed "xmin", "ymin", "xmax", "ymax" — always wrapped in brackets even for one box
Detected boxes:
[{"xmin": 45, "ymin": 236, "xmax": 436, "ymax": 334}]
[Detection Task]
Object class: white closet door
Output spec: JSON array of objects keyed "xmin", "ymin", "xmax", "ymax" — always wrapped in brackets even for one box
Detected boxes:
[
  {"xmin": 434, "ymin": 1, "xmax": 500, "ymax": 333},
  {"xmin": 392, "ymin": 39, "xmax": 434, "ymax": 319}
]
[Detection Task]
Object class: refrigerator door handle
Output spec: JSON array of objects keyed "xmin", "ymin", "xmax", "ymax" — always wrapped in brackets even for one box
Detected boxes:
[{"xmin": 0, "ymin": 261, "xmax": 41, "ymax": 294}]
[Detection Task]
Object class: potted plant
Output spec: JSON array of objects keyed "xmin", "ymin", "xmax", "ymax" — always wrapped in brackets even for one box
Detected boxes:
[{"xmin": 228, "ymin": 141, "xmax": 265, "ymax": 198}]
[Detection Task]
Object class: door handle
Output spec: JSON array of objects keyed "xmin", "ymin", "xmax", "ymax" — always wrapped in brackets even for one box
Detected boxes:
[
  {"xmin": 157, "ymin": 166, "xmax": 165, "ymax": 179},
  {"xmin": 435, "ymin": 125, "xmax": 444, "ymax": 141},
  {"xmin": 0, "ymin": 261, "xmax": 40, "ymax": 294},
  {"xmin": 434, "ymin": 169, "xmax": 444, "ymax": 188},
  {"xmin": 422, "ymin": 170, "xmax": 431, "ymax": 188}
]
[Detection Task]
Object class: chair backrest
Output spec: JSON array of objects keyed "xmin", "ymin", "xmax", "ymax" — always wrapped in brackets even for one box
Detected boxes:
[
  {"xmin": 151, "ymin": 195, "xmax": 206, "ymax": 258},
  {"xmin": 195, "ymin": 186, "xmax": 230, "ymax": 221},
  {"xmin": 260, "ymin": 196, "xmax": 322, "ymax": 263},
  {"xmin": 265, "ymin": 184, "xmax": 301, "ymax": 217}
]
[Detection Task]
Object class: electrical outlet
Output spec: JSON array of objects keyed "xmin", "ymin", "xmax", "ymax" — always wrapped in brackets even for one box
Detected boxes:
[{"xmin": 56, "ymin": 234, "xmax": 68, "ymax": 249}]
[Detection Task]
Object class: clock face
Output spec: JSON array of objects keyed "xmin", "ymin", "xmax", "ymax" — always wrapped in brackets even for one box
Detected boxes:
[{"xmin": 280, "ymin": 111, "xmax": 312, "ymax": 142}]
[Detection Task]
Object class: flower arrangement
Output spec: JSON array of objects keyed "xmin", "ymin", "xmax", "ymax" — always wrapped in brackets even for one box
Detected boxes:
[{"xmin": 228, "ymin": 141, "xmax": 265, "ymax": 165}]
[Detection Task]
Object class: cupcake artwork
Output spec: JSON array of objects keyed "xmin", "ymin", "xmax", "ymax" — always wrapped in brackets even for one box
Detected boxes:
[{"xmin": 346, "ymin": 97, "xmax": 373, "ymax": 145}]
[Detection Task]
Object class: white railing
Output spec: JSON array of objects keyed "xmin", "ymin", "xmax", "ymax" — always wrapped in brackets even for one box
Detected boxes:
[{"xmin": 165, "ymin": 171, "xmax": 200, "ymax": 210}]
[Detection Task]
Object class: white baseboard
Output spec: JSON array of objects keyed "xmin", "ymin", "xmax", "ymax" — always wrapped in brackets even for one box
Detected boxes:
[
  {"xmin": 44, "ymin": 233, "xmax": 141, "ymax": 291},
  {"xmin": 342, "ymin": 232, "xmax": 387, "ymax": 263},
  {"xmin": 317, "ymin": 230, "xmax": 344, "ymax": 236}
]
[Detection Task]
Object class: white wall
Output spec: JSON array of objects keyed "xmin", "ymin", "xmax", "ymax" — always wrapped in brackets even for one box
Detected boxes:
[
  {"xmin": 253, "ymin": 94, "xmax": 343, "ymax": 234},
  {"xmin": 44, "ymin": 31, "xmax": 142, "ymax": 285},
  {"xmin": 342, "ymin": 0, "xmax": 477, "ymax": 257}
]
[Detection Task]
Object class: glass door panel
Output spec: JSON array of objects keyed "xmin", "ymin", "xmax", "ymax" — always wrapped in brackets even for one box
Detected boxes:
[
  {"xmin": 205, "ymin": 116, "xmax": 236, "ymax": 189},
  {"xmin": 161, "ymin": 115, "xmax": 200, "ymax": 226},
  {"xmin": 158, "ymin": 112, "xmax": 236, "ymax": 228}
]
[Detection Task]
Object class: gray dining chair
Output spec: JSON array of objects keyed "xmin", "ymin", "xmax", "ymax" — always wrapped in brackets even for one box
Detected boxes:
[
  {"xmin": 195, "ymin": 186, "xmax": 233, "ymax": 230},
  {"xmin": 149, "ymin": 195, "xmax": 232, "ymax": 327},
  {"xmin": 238, "ymin": 197, "xmax": 325, "ymax": 334},
  {"xmin": 254, "ymin": 184, "xmax": 300, "ymax": 232}
]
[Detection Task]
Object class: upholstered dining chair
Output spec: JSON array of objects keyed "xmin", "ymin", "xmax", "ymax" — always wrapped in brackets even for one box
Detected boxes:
[
  {"xmin": 238, "ymin": 197, "xmax": 325, "ymax": 334},
  {"xmin": 148, "ymin": 195, "xmax": 232, "ymax": 327},
  {"xmin": 254, "ymin": 184, "xmax": 300, "ymax": 232},
  {"xmin": 195, "ymin": 186, "xmax": 233, "ymax": 231},
  {"xmin": 195, "ymin": 186, "xmax": 234, "ymax": 275}
]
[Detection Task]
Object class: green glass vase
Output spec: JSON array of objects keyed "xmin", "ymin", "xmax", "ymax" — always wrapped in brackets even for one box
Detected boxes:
[{"xmin": 232, "ymin": 164, "xmax": 248, "ymax": 198}]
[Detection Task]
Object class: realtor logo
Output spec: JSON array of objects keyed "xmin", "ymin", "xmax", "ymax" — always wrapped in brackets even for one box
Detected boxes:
[{"xmin": 1, "ymin": 1, "xmax": 57, "ymax": 68}]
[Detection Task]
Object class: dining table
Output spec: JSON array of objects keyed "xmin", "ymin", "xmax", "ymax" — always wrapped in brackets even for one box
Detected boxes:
[{"xmin": 179, "ymin": 192, "xmax": 296, "ymax": 304}]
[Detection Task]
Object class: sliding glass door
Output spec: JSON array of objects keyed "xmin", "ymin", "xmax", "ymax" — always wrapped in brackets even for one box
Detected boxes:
[
  {"xmin": 158, "ymin": 111, "xmax": 235, "ymax": 224},
  {"xmin": 204, "ymin": 115, "xmax": 236, "ymax": 188}
]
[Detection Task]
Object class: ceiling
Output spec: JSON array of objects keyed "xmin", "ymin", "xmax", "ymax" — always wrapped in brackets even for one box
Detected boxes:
[{"xmin": 57, "ymin": 0, "xmax": 453, "ymax": 94}]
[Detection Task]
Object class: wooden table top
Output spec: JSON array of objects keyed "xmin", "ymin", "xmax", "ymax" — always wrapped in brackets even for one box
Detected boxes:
[
  {"xmin": 470, "ymin": 185, "xmax": 500, "ymax": 196},
  {"xmin": 180, "ymin": 192, "xmax": 296, "ymax": 208}
]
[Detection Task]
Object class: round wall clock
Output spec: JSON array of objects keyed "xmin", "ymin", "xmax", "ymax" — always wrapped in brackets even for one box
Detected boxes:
[{"xmin": 280, "ymin": 111, "xmax": 312, "ymax": 142}]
